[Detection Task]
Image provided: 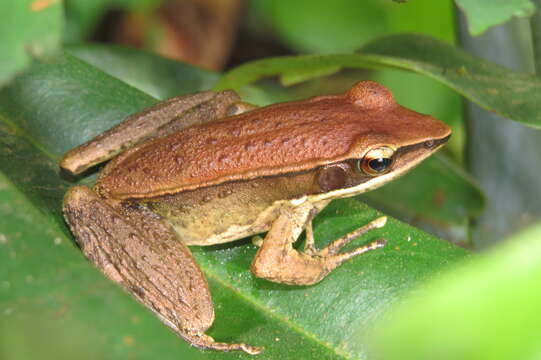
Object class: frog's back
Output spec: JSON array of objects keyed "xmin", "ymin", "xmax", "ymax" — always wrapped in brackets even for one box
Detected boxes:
[{"xmin": 96, "ymin": 81, "xmax": 448, "ymax": 199}]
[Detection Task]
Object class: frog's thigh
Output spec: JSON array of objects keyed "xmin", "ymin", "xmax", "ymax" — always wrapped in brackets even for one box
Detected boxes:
[
  {"xmin": 63, "ymin": 186, "xmax": 262, "ymax": 354},
  {"xmin": 250, "ymin": 200, "xmax": 386, "ymax": 286},
  {"xmin": 63, "ymin": 187, "xmax": 214, "ymax": 334}
]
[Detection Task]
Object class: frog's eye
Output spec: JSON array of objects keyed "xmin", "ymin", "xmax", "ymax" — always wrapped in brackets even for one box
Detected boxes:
[{"xmin": 356, "ymin": 146, "xmax": 395, "ymax": 176}]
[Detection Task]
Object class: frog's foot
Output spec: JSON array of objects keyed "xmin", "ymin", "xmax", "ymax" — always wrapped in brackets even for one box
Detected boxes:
[
  {"xmin": 183, "ymin": 331, "xmax": 263, "ymax": 355},
  {"xmin": 251, "ymin": 202, "xmax": 387, "ymax": 285},
  {"xmin": 316, "ymin": 216, "xmax": 387, "ymax": 257}
]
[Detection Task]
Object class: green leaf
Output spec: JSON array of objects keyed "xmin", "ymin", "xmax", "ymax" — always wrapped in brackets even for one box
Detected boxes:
[
  {"xmin": 455, "ymin": 0, "xmax": 535, "ymax": 35},
  {"xmin": 0, "ymin": 53, "xmax": 157, "ymax": 157},
  {"xmin": 0, "ymin": 51, "xmax": 468, "ymax": 359},
  {"xmin": 369, "ymin": 221, "xmax": 541, "ymax": 360},
  {"xmin": 216, "ymin": 33, "xmax": 541, "ymax": 129},
  {"xmin": 0, "ymin": 0, "xmax": 63, "ymax": 87}
]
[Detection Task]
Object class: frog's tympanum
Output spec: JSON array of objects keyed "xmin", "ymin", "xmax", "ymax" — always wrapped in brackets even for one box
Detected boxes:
[{"xmin": 60, "ymin": 81, "xmax": 451, "ymax": 354}]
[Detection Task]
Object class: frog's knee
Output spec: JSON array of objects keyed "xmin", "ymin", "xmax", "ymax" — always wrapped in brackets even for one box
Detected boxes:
[
  {"xmin": 63, "ymin": 186, "xmax": 97, "ymax": 207},
  {"xmin": 250, "ymin": 256, "xmax": 278, "ymax": 282},
  {"xmin": 62, "ymin": 186, "xmax": 103, "ymax": 228}
]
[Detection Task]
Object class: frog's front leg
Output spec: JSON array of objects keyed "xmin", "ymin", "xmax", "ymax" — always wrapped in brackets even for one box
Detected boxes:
[
  {"xmin": 250, "ymin": 199, "xmax": 387, "ymax": 285},
  {"xmin": 63, "ymin": 186, "xmax": 262, "ymax": 355},
  {"xmin": 61, "ymin": 90, "xmax": 255, "ymax": 175}
]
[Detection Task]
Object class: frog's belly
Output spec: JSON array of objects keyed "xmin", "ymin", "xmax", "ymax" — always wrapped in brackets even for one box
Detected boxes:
[
  {"xmin": 180, "ymin": 200, "xmax": 283, "ymax": 246},
  {"xmin": 143, "ymin": 170, "xmax": 316, "ymax": 246}
]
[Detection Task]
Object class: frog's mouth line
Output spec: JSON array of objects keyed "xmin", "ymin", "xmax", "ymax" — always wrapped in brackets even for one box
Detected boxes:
[{"xmin": 314, "ymin": 134, "xmax": 450, "ymax": 201}]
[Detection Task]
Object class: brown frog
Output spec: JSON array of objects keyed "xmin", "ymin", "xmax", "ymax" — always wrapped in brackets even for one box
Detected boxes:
[{"xmin": 60, "ymin": 81, "xmax": 451, "ymax": 354}]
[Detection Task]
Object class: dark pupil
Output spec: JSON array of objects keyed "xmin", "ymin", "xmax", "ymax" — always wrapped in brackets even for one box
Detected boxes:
[{"xmin": 368, "ymin": 158, "xmax": 392, "ymax": 173}]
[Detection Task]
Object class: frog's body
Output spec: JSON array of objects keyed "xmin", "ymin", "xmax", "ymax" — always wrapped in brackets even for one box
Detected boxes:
[
  {"xmin": 61, "ymin": 81, "xmax": 450, "ymax": 355},
  {"xmin": 144, "ymin": 170, "xmax": 315, "ymax": 245}
]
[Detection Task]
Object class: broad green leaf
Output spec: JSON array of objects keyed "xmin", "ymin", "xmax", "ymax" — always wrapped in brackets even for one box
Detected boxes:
[
  {"xmin": 360, "ymin": 35, "xmax": 540, "ymax": 130},
  {"xmin": 369, "ymin": 221, "xmax": 541, "ymax": 360},
  {"xmin": 0, "ymin": 53, "xmax": 156, "ymax": 157},
  {"xmin": 215, "ymin": 33, "xmax": 541, "ymax": 129},
  {"xmin": 0, "ymin": 0, "xmax": 62, "ymax": 87},
  {"xmin": 0, "ymin": 51, "xmax": 468, "ymax": 359},
  {"xmin": 455, "ymin": 0, "xmax": 535, "ymax": 35}
]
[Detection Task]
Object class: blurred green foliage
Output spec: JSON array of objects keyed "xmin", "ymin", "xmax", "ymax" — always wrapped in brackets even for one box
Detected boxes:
[
  {"xmin": 250, "ymin": 0, "xmax": 456, "ymax": 54},
  {"xmin": 0, "ymin": 0, "xmax": 62, "ymax": 86},
  {"xmin": 369, "ymin": 221, "xmax": 541, "ymax": 360}
]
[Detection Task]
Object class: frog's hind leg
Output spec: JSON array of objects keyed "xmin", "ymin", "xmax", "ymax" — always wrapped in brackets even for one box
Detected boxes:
[
  {"xmin": 60, "ymin": 90, "xmax": 248, "ymax": 175},
  {"xmin": 251, "ymin": 200, "xmax": 387, "ymax": 285},
  {"xmin": 63, "ymin": 186, "xmax": 262, "ymax": 355}
]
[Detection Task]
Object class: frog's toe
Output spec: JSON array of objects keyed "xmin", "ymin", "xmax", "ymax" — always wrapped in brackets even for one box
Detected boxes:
[{"xmin": 183, "ymin": 332, "xmax": 263, "ymax": 355}]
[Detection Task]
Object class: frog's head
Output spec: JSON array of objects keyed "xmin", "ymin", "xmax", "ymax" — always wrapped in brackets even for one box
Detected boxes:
[{"xmin": 315, "ymin": 81, "xmax": 451, "ymax": 199}]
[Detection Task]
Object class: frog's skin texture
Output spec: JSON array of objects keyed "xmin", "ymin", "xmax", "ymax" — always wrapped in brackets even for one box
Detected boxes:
[{"xmin": 61, "ymin": 81, "xmax": 451, "ymax": 354}]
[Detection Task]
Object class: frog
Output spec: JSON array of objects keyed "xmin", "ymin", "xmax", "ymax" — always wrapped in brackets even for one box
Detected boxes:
[{"xmin": 60, "ymin": 81, "xmax": 451, "ymax": 354}]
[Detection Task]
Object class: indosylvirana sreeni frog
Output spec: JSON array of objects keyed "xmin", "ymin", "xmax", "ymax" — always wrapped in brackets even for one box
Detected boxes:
[{"xmin": 60, "ymin": 81, "xmax": 451, "ymax": 354}]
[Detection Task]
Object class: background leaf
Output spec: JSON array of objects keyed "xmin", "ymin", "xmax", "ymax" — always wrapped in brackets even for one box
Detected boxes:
[
  {"xmin": 0, "ymin": 0, "xmax": 63, "ymax": 87},
  {"xmin": 0, "ymin": 52, "xmax": 469, "ymax": 359},
  {"xmin": 369, "ymin": 221, "xmax": 541, "ymax": 360},
  {"xmin": 455, "ymin": 0, "xmax": 535, "ymax": 35}
]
